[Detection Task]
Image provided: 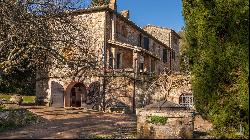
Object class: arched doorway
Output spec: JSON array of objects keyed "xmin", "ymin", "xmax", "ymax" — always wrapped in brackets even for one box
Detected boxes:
[{"xmin": 65, "ymin": 82, "xmax": 87, "ymax": 107}]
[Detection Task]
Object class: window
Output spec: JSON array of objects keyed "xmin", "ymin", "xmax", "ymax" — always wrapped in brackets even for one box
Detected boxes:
[
  {"xmin": 138, "ymin": 33, "xmax": 142, "ymax": 47},
  {"xmin": 139, "ymin": 56, "xmax": 144, "ymax": 72},
  {"xmin": 109, "ymin": 53, "xmax": 113, "ymax": 68},
  {"xmin": 143, "ymin": 37, "xmax": 149, "ymax": 50},
  {"xmin": 179, "ymin": 93, "xmax": 193, "ymax": 108},
  {"xmin": 116, "ymin": 53, "xmax": 121, "ymax": 69},
  {"xmin": 163, "ymin": 49, "xmax": 168, "ymax": 63},
  {"xmin": 139, "ymin": 63, "xmax": 144, "ymax": 72}
]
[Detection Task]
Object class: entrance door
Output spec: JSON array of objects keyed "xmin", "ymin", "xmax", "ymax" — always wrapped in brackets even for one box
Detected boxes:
[
  {"xmin": 70, "ymin": 83, "xmax": 85, "ymax": 107},
  {"xmin": 51, "ymin": 81, "xmax": 64, "ymax": 107}
]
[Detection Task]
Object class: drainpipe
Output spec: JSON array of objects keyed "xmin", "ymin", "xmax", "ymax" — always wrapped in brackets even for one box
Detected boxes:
[
  {"xmin": 133, "ymin": 58, "xmax": 138, "ymax": 114},
  {"xmin": 102, "ymin": 11, "xmax": 108, "ymax": 112}
]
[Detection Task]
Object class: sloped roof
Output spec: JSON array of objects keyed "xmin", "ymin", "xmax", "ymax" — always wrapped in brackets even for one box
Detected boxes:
[
  {"xmin": 145, "ymin": 100, "xmax": 183, "ymax": 109},
  {"xmin": 143, "ymin": 24, "xmax": 181, "ymax": 39}
]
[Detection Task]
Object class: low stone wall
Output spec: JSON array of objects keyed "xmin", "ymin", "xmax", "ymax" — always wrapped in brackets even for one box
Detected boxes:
[{"xmin": 136, "ymin": 108, "xmax": 194, "ymax": 139}]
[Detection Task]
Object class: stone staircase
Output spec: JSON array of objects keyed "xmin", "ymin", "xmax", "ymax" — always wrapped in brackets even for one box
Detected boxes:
[{"xmin": 113, "ymin": 119, "xmax": 137, "ymax": 138}]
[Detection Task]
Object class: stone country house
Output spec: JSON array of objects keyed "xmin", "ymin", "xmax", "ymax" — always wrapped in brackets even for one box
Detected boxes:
[{"xmin": 36, "ymin": 0, "xmax": 192, "ymax": 113}]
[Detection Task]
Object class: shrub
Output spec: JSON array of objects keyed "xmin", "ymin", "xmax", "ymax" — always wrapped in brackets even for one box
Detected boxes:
[{"xmin": 147, "ymin": 115, "xmax": 168, "ymax": 125}]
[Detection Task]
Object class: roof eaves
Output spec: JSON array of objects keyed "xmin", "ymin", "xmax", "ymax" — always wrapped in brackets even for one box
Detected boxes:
[{"xmin": 66, "ymin": 5, "xmax": 109, "ymax": 15}]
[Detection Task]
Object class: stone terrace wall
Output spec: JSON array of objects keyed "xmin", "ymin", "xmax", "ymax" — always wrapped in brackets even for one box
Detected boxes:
[{"xmin": 137, "ymin": 108, "xmax": 194, "ymax": 139}]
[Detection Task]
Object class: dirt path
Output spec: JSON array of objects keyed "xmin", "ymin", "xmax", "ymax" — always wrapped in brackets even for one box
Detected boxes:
[{"xmin": 0, "ymin": 106, "xmax": 137, "ymax": 139}]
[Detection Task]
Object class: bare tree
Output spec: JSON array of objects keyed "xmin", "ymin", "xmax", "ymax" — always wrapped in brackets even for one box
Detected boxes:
[{"xmin": 0, "ymin": 0, "xmax": 101, "ymax": 79}]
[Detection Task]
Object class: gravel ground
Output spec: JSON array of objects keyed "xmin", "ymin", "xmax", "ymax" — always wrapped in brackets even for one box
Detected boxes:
[{"xmin": 0, "ymin": 106, "xmax": 137, "ymax": 139}]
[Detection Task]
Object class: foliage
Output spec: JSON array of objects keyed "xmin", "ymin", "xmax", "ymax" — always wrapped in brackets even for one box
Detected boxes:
[
  {"xmin": 0, "ymin": 61, "xmax": 36, "ymax": 95},
  {"xmin": 0, "ymin": 104, "xmax": 5, "ymax": 110},
  {"xmin": 178, "ymin": 31, "xmax": 190, "ymax": 74},
  {"xmin": 0, "ymin": 108, "xmax": 39, "ymax": 132},
  {"xmin": 0, "ymin": 121, "xmax": 16, "ymax": 132},
  {"xmin": 147, "ymin": 115, "xmax": 168, "ymax": 125},
  {"xmin": 182, "ymin": 0, "xmax": 249, "ymax": 138}
]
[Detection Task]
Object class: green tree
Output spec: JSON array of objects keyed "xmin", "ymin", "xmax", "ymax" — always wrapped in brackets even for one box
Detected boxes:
[
  {"xmin": 182, "ymin": 0, "xmax": 249, "ymax": 138},
  {"xmin": 178, "ymin": 30, "xmax": 190, "ymax": 74}
]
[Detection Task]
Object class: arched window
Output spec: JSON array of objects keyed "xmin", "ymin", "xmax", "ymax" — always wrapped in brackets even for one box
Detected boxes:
[{"xmin": 179, "ymin": 93, "xmax": 193, "ymax": 108}]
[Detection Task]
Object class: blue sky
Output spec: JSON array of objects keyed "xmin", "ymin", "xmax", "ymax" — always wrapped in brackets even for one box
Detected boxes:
[{"xmin": 117, "ymin": 0, "xmax": 184, "ymax": 32}]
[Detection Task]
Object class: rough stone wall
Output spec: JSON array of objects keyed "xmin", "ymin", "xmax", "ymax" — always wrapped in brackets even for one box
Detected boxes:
[
  {"xmin": 105, "ymin": 76, "xmax": 134, "ymax": 112},
  {"xmin": 143, "ymin": 25, "xmax": 180, "ymax": 72},
  {"xmin": 106, "ymin": 11, "xmax": 112, "ymax": 40},
  {"xmin": 137, "ymin": 108, "xmax": 194, "ymax": 139},
  {"xmin": 115, "ymin": 17, "xmax": 140, "ymax": 46},
  {"xmin": 109, "ymin": 16, "xmax": 171, "ymax": 74},
  {"xmin": 143, "ymin": 25, "xmax": 171, "ymax": 46},
  {"xmin": 36, "ymin": 11, "xmax": 106, "ymax": 106}
]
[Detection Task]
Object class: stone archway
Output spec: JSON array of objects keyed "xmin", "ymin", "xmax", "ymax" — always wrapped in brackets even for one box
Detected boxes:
[{"xmin": 65, "ymin": 82, "xmax": 87, "ymax": 107}]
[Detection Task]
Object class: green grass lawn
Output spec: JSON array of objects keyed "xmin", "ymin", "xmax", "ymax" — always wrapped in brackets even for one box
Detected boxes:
[{"xmin": 0, "ymin": 94, "xmax": 36, "ymax": 103}]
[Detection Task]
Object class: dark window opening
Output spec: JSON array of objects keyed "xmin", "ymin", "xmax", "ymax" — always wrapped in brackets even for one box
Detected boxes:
[
  {"xmin": 138, "ymin": 34, "xmax": 142, "ymax": 47},
  {"xmin": 163, "ymin": 49, "xmax": 168, "ymax": 63},
  {"xmin": 116, "ymin": 53, "xmax": 121, "ymax": 69},
  {"xmin": 143, "ymin": 37, "xmax": 149, "ymax": 50},
  {"xmin": 109, "ymin": 53, "xmax": 113, "ymax": 68},
  {"xmin": 139, "ymin": 63, "xmax": 144, "ymax": 72}
]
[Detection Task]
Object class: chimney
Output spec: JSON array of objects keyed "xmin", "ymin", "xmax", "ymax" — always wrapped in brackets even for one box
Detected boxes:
[
  {"xmin": 120, "ymin": 10, "xmax": 129, "ymax": 19},
  {"xmin": 109, "ymin": 0, "xmax": 117, "ymax": 12}
]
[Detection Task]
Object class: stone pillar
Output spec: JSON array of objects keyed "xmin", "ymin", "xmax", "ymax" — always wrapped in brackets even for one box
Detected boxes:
[
  {"xmin": 133, "ymin": 51, "xmax": 139, "ymax": 73},
  {"xmin": 111, "ymin": 47, "xmax": 116, "ymax": 68},
  {"xmin": 111, "ymin": 14, "xmax": 116, "ymax": 40}
]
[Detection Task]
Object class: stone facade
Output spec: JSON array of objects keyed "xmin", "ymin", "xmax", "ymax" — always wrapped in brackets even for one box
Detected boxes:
[
  {"xmin": 36, "ymin": 0, "xmax": 182, "ymax": 112},
  {"xmin": 144, "ymin": 25, "xmax": 181, "ymax": 72}
]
